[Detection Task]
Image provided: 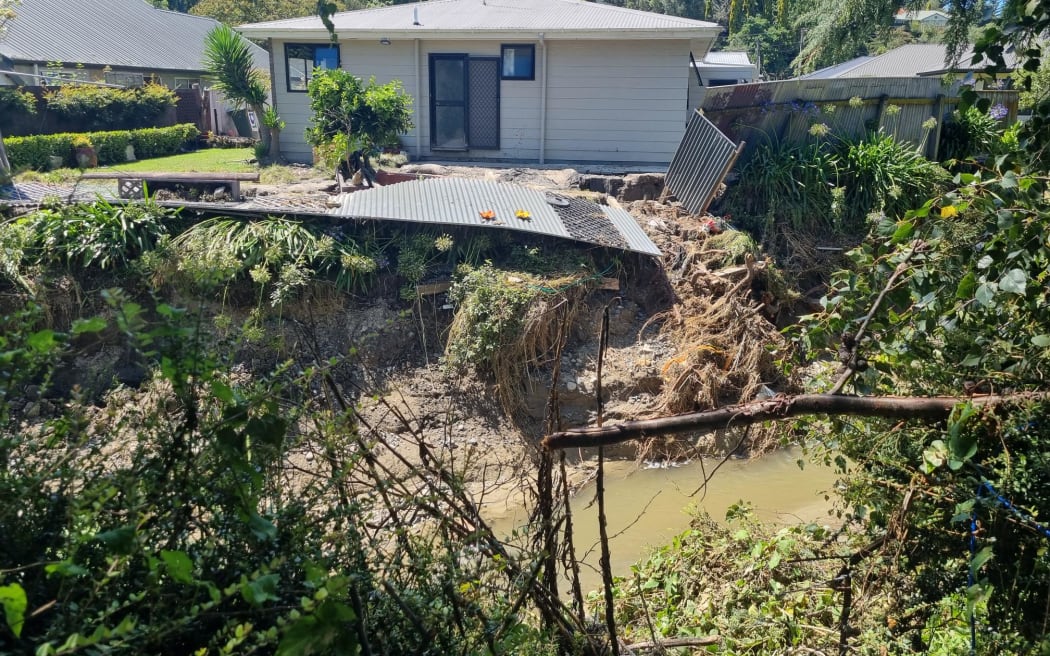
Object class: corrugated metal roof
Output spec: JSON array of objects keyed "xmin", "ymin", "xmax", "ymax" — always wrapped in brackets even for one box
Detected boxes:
[
  {"xmin": 331, "ymin": 178, "xmax": 660, "ymax": 256},
  {"xmin": 833, "ymin": 44, "xmax": 949, "ymax": 78},
  {"xmin": 803, "ymin": 43, "xmax": 1018, "ymax": 80},
  {"xmin": 800, "ymin": 56, "xmax": 874, "ymax": 80},
  {"xmin": 0, "ymin": 0, "xmax": 268, "ymax": 73},
  {"xmin": 701, "ymin": 51, "xmax": 752, "ymax": 66},
  {"xmin": 240, "ymin": 0, "xmax": 718, "ymax": 37}
]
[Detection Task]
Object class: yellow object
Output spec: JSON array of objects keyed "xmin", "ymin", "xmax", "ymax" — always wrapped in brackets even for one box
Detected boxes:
[
  {"xmin": 515, "ymin": 209, "xmax": 531, "ymax": 220},
  {"xmin": 940, "ymin": 205, "xmax": 959, "ymax": 218}
]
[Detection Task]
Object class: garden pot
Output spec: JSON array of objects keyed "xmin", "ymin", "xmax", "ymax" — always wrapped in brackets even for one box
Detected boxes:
[{"xmin": 75, "ymin": 146, "xmax": 97, "ymax": 168}]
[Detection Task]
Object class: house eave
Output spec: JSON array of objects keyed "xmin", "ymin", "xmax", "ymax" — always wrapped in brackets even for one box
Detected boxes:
[{"xmin": 236, "ymin": 27, "xmax": 720, "ymax": 42}]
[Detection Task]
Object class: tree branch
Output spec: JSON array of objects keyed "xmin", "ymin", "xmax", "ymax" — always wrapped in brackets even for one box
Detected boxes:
[{"xmin": 541, "ymin": 392, "xmax": 1050, "ymax": 450}]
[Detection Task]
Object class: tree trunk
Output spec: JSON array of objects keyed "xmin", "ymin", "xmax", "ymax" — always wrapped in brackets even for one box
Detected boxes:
[
  {"xmin": 268, "ymin": 127, "xmax": 282, "ymax": 161},
  {"xmin": 541, "ymin": 392, "xmax": 1050, "ymax": 450},
  {"xmin": 251, "ymin": 103, "xmax": 271, "ymax": 153},
  {"xmin": 0, "ymin": 127, "xmax": 11, "ymax": 184}
]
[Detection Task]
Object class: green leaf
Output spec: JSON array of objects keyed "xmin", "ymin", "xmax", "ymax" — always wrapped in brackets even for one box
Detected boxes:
[
  {"xmin": 26, "ymin": 329, "xmax": 59, "ymax": 353},
  {"xmin": 975, "ymin": 283, "xmax": 996, "ymax": 307},
  {"xmin": 891, "ymin": 220, "xmax": 914, "ymax": 244},
  {"xmin": 242, "ymin": 574, "xmax": 280, "ymax": 606},
  {"xmin": 45, "ymin": 561, "xmax": 88, "ymax": 579},
  {"xmin": 246, "ymin": 512, "xmax": 277, "ymax": 542},
  {"xmin": 210, "ymin": 380, "xmax": 235, "ymax": 403},
  {"xmin": 0, "ymin": 583, "xmax": 27, "ymax": 638},
  {"xmin": 161, "ymin": 550, "xmax": 194, "ymax": 585},
  {"xmin": 71, "ymin": 317, "xmax": 107, "ymax": 335},
  {"xmin": 1032, "ymin": 335, "xmax": 1050, "ymax": 347},
  {"xmin": 956, "ymin": 272, "xmax": 976, "ymax": 299},
  {"xmin": 971, "ymin": 546, "xmax": 994, "ymax": 573},
  {"xmin": 1000, "ymin": 268, "xmax": 1028, "ymax": 295},
  {"xmin": 95, "ymin": 526, "xmax": 136, "ymax": 554}
]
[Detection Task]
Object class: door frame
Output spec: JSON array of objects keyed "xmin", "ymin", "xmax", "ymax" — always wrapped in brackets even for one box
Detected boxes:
[
  {"xmin": 429, "ymin": 53, "xmax": 469, "ymax": 151},
  {"xmin": 428, "ymin": 53, "xmax": 501, "ymax": 152}
]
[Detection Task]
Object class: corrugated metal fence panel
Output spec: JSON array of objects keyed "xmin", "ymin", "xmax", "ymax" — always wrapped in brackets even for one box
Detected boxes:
[
  {"xmin": 700, "ymin": 77, "xmax": 1019, "ymax": 163},
  {"xmin": 665, "ymin": 110, "xmax": 741, "ymax": 215}
]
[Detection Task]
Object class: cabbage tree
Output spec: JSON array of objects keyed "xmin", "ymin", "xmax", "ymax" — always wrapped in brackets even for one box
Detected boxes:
[{"xmin": 202, "ymin": 24, "xmax": 271, "ymax": 153}]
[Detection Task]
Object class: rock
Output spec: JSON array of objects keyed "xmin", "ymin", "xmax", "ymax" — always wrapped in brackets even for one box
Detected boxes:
[
  {"xmin": 25, "ymin": 402, "xmax": 40, "ymax": 418},
  {"xmin": 566, "ymin": 381, "xmax": 577, "ymax": 391},
  {"xmin": 619, "ymin": 173, "xmax": 665, "ymax": 202},
  {"xmin": 576, "ymin": 174, "xmax": 624, "ymax": 197},
  {"xmin": 403, "ymin": 163, "xmax": 449, "ymax": 176}
]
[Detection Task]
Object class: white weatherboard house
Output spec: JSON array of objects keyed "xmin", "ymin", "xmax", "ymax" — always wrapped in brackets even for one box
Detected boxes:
[{"xmin": 238, "ymin": 0, "xmax": 720, "ymax": 165}]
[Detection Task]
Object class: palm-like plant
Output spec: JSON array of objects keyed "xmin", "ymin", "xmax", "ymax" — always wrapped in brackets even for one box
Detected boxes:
[{"xmin": 203, "ymin": 24, "xmax": 271, "ymax": 153}]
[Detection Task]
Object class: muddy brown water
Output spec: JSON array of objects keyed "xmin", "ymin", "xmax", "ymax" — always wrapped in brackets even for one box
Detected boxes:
[{"xmin": 487, "ymin": 448, "xmax": 840, "ymax": 595}]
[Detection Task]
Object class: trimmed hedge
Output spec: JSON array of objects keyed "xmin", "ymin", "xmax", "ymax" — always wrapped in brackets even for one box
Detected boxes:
[{"xmin": 5, "ymin": 124, "xmax": 200, "ymax": 171}]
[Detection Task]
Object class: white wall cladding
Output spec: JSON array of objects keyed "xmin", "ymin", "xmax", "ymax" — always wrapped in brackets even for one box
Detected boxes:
[
  {"xmin": 544, "ymin": 39, "xmax": 690, "ymax": 164},
  {"xmin": 271, "ymin": 37, "xmax": 693, "ymax": 165}
]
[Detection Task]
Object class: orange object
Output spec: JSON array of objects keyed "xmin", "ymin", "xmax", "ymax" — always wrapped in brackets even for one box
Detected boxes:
[{"xmin": 479, "ymin": 209, "xmax": 496, "ymax": 220}]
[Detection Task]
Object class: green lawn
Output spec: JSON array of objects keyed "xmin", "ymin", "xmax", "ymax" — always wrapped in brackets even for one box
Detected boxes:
[{"xmin": 107, "ymin": 147, "xmax": 257, "ymax": 173}]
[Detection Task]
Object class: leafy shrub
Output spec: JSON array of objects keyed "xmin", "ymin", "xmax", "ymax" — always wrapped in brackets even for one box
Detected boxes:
[
  {"xmin": 165, "ymin": 216, "xmax": 381, "ymax": 302},
  {"xmin": 12, "ymin": 197, "xmax": 173, "ymax": 271},
  {"xmin": 0, "ymin": 297, "xmax": 568, "ymax": 654},
  {"xmin": 91, "ymin": 130, "xmax": 132, "ymax": 163},
  {"xmin": 129, "ymin": 123, "xmax": 199, "ymax": 159},
  {"xmin": 720, "ymin": 140, "xmax": 839, "ymax": 235},
  {"xmin": 4, "ymin": 133, "xmax": 75, "ymax": 170},
  {"xmin": 840, "ymin": 133, "xmax": 949, "ymax": 226},
  {"xmin": 44, "ymin": 82, "xmax": 177, "ymax": 131},
  {"xmin": 0, "ymin": 87, "xmax": 36, "ymax": 129},
  {"xmin": 6, "ymin": 125, "xmax": 199, "ymax": 170},
  {"xmin": 721, "ymin": 131, "xmax": 947, "ymax": 239},
  {"xmin": 938, "ymin": 106, "xmax": 1001, "ymax": 162}
]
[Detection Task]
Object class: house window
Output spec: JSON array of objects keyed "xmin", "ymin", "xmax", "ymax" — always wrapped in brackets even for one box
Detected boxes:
[
  {"xmin": 285, "ymin": 43, "xmax": 340, "ymax": 92},
  {"xmin": 501, "ymin": 44, "xmax": 535, "ymax": 80},
  {"xmin": 174, "ymin": 77, "xmax": 200, "ymax": 90}
]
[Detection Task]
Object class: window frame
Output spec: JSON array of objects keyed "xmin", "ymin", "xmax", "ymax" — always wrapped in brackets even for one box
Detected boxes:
[
  {"xmin": 284, "ymin": 42, "xmax": 341, "ymax": 93},
  {"xmin": 500, "ymin": 44, "xmax": 535, "ymax": 81}
]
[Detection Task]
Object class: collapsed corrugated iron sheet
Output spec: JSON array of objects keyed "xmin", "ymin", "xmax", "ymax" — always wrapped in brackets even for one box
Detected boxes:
[
  {"xmin": 664, "ymin": 110, "xmax": 743, "ymax": 215},
  {"xmin": 330, "ymin": 178, "xmax": 661, "ymax": 256}
]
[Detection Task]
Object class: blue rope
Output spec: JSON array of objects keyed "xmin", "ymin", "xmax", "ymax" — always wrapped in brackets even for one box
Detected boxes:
[
  {"xmin": 978, "ymin": 480, "xmax": 1050, "ymax": 540},
  {"xmin": 969, "ymin": 490, "xmax": 979, "ymax": 656},
  {"xmin": 968, "ymin": 478, "xmax": 1050, "ymax": 655}
]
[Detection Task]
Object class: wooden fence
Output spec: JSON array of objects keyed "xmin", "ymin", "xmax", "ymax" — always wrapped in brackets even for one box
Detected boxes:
[{"xmin": 699, "ymin": 76, "xmax": 1018, "ymax": 161}]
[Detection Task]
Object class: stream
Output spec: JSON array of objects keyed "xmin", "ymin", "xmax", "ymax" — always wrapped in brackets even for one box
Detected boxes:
[{"xmin": 488, "ymin": 448, "xmax": 840, "ymax": 594}]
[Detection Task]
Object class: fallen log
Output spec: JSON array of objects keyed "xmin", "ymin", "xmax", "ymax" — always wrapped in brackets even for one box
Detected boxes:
[
  {"xmin": 623, "ymin": 635, "xmax": 721, "ymax": 652},
  {"xmin": 542, "ymin": 392, "xmax": 1050, "ymax": 450}
]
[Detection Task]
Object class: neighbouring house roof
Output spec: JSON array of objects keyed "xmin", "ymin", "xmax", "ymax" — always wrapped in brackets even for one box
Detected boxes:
[
  {"xmin": 0, "ymin": 0, "xmax": 268, "ymax": 73},
  {"xmin": 800, "ymin": 55, "xmax": 875, "ymax": 79},
  {"xmin": 700, "ymin": 51, "xmax": 753, "ymax": 67},
  {"xmin": 238, "ymin": 0, "xmax": 720, "ymax": 41},
  {"xmin": 894, "ymin": 9, "xmax": 950, "ymax": 23},
  {"xmin": 802, "ymin": 43, "xmax": 1017, "ymax": 79},
  {"xmin": 331, "ymin": 178, "xmax": 661, "ymax": 256}
]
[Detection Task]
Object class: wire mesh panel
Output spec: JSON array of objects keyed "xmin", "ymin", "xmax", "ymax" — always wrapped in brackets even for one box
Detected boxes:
[
  {"xmin": 549, "ymin": 193, "xmax": 629, "ymax": 250},
  {"xmin": 664, "ymin": 110, "xmax": 741, "ymax": 215},
  {"xmin": 468, "ymin": 57, "xmax": 500, "ymax": 151}
]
